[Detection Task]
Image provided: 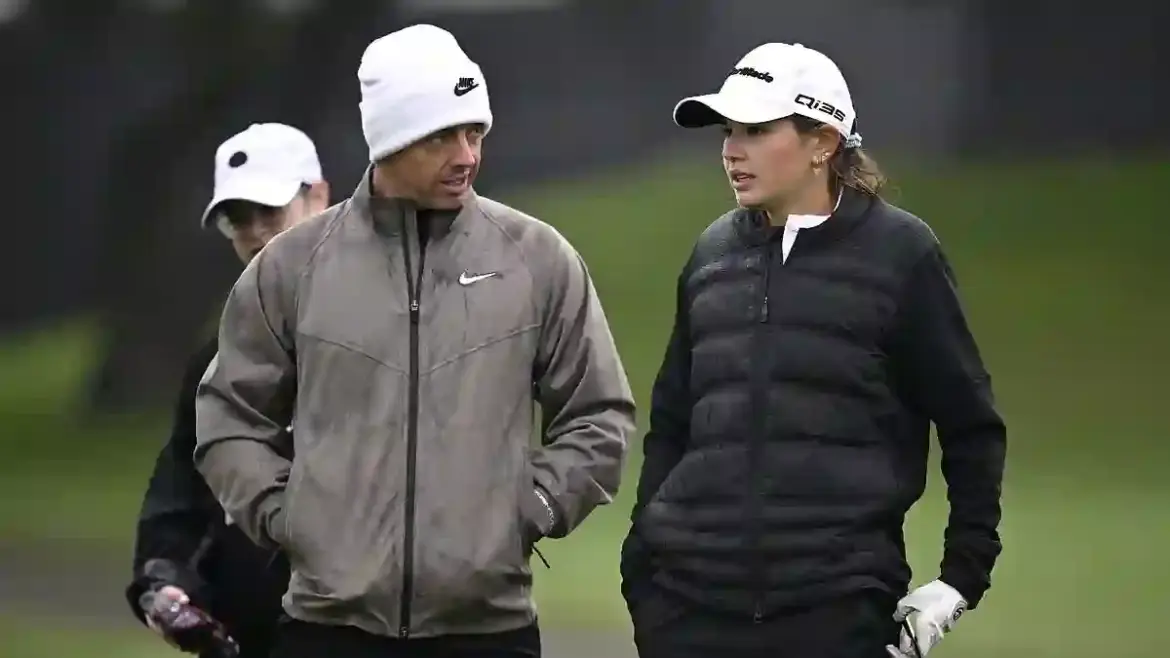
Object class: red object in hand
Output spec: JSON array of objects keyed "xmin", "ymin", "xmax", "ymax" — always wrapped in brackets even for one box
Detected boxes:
[{"xmin": 140, "ymin": 589, "xmax": 239, "ymax": 657}]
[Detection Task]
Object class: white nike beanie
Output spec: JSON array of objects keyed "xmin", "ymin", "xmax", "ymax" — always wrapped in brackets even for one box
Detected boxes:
[{"xmin": 358, "ymin": 24, "xmax": 493, "ymax": 162}]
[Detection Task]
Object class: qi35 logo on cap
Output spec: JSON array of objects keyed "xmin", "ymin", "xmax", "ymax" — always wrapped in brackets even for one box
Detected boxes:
[{"xmin": 794, "ymin": 94, "xmax": 846, "ymax": 123}]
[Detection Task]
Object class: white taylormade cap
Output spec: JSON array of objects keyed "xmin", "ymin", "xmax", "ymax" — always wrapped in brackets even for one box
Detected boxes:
[
  {"xmin": 200, "ymin": 123, "xmax": 323, "ymax": 228},
  {"xmin": 673, "ymin": 43, "xmax": 860, "ymax": 146}
]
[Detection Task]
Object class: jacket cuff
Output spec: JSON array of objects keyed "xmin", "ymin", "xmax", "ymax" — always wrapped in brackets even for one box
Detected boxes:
[
  {"xmin": 939, "ymin": 565, "xmax": 986, "ymax": 610},
  {"xmin": 262, "ymin": 503, "xmax": 288, "ymax": 551},
  {"xmin": 124, "ymin": 579, "xmax": 152, "ymax": 626},
  {"xmin": 531, "ymin": 485, "xmax": 560, "ymax": 537}
]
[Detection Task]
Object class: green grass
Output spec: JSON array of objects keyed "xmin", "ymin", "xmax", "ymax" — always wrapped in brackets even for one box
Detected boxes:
[
  {"xmin": 2, "ymin": 155, "xmax": 1168, "ymax": 657},
  {"xmin": 0, "ymin": 617, "xmax": 165, "ymax": 658},
  {"xmin": 0, "ymin": 321, "xmax": 161, "ymax": 540}
]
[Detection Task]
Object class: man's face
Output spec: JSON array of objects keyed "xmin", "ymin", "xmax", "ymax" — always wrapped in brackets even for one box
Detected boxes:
[
  {"xmin": 214, "ymin": 182, "xmax": 329, "ymax": 262},
  {"xmin": 377, "ymin": 123, "xmax": 484, "ymax": 209}
]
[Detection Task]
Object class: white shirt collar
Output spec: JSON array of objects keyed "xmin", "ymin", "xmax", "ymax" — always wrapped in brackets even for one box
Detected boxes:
[{"xmin": 783, "ymin": 189, "xmax": 843, "ymax": 231}]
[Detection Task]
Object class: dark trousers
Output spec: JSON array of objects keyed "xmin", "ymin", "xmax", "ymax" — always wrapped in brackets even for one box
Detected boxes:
[
  {"xmin": 270, "ymin": 618, "xmax": 540, "ymax": 658},
  {"xmin": 630, "ymin": 584, "xmax": 899, "ymax": 658},
  {"xmin": 210, "ymin": 628, "xmax": 276, "ymax": 658}
]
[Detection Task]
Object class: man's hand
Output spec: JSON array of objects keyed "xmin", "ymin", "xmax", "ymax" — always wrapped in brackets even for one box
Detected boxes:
[
  {"xmin": 886, "ymin": 580, "xmax": 967, "ymax": 657},
  {"xmin": 143, "ymin": 585, "xmax": 189, "ymax": 646},
  {"xmin": 139, "ymin": 584, "xmax": 238, "ymax": 657}
]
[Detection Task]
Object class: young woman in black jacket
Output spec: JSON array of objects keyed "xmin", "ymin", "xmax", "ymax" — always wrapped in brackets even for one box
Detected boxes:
[{"xmin": 622, "ymin": 42, "xmax": 1006, "ymax": 658}]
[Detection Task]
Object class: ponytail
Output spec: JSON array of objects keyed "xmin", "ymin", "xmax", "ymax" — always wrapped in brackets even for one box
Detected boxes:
[{"xmin": 830, "ymin": 145, "xmax": 887, "ymax": 197}]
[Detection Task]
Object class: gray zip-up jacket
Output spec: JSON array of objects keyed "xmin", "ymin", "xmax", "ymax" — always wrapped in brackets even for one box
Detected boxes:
[{"xmin": 194, "ymin": 173, "xmax": 635, "ymax": 639}]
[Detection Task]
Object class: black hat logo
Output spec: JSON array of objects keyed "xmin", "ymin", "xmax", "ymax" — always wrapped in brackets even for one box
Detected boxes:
[{"xmin": 228, "ymin": 151, "xmax": 248, "ymax": 168}]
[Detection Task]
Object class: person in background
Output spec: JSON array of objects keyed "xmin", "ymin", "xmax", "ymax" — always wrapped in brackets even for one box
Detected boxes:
[
  {"xmin": 125, "ymin": 122, "xmax": 330, "ymax": 658},
  {"xmin": 621, "ymin": 42, "xmax": 1006, "ymax": 658}
]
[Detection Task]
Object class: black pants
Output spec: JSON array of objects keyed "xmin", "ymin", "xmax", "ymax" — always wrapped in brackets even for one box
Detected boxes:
[
  {"xmin": 210, "ymin": 627, "xmax": 277, "ymax": 658},
  {"xmin": 269, "ymin": 618, "xmax": 541, "ymax": 658},
  {"xmin": 629, "ymin": 585, "xmax": 899, "ymax": 658}
]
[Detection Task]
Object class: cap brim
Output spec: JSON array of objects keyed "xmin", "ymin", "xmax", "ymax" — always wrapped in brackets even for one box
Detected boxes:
[
  {"xmin": 673, "ymin": 92, "xmax": 791, "ymax": 128},
  {"xmin": 200, "ymin": 177, "xmax": 302, "ymax": 228}
]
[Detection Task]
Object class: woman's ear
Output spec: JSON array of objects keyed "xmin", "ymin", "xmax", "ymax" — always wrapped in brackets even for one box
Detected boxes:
[
  {"xmin": 816, "ymin": 126, "xmax": 843, "ymax": 158},
  {"xmin": 808, "ymin": 126, "xmax": 840, "ymax": 168}
]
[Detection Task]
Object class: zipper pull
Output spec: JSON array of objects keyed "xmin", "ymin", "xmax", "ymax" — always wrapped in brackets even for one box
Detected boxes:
[
  {"xmin": 760, "ymin": 295, "xmax": 769, "ymax": 323},
  {"xmin": 410, "ymin": 299, "xmax": 419, "ymax": 322}
]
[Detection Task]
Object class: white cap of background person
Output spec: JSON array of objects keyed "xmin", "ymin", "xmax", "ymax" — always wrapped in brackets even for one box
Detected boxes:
[
  {"xmin": 200, "ymin": 122, "xmax": 324, "ymax": 228},
  {"xmin": 357, "ymin": 24, "xmax": 493, "ymax": 162},
  {"xmin": 672, "ymin": 42, "xmax": 863, "ymax": 148}
]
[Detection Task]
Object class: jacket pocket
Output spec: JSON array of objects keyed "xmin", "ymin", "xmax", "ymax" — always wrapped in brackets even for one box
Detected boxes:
[
  {"xmin": 274, "ymin": 469, "xmax": 302, "ymax": 558},
  {"xmin": 628, "ymin": 581, "xmax": 691, "ymax": 635},
  {"xmin": 516, "ymin": 472, "xmax": 556, "ymax": 571},
  {"xmin": 620, "ymin": 529, "xmax": 657, "ymax": 605},
  {"xmin": 515, "ymin": 474, "xmax": 541, "ymax": 559},
  {"xmin": 276, "ymin": 473, "xmax": 345, "ymax": 592},
  {"xmin": 267, "ymin": 506, "xmax": 290, "ymax": 550}
]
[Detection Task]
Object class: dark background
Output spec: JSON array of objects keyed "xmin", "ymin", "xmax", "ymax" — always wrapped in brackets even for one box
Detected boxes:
[{"xmin": 6, "ymin": 0, "xmax": 1167, "ymax": 412}]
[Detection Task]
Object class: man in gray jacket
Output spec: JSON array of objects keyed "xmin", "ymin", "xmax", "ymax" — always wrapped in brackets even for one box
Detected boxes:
[{"xmin": 194, "ymin": 24, "xmax": 635, "ymax": 658}]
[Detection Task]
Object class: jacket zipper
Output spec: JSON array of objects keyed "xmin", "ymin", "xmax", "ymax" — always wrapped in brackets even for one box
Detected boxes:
[
  {"xmin": 759, "ymin": 244, "xmax": 773, "ymax": 324},
  {"xmin": 398, "ymin": 210, "xmax": 425, "ymax": 639},
  {"xmin": 748, "ymin": 241, "xmax": 774, "ymax": 621}
]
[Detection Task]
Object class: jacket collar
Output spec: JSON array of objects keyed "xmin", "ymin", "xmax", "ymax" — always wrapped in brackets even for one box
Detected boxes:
[
  {"xmin": 350, "ymin": 165, "xmax": 477, "ymax": 239},
  {"xmin": 739, "ymin": 185, "xmax": 875, "ymax": 247}
]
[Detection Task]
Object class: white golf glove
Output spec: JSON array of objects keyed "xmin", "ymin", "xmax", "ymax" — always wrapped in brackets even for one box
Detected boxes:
[{"xmin": 886, "ymin": 580, "xmax": 967, "ymax": 657}]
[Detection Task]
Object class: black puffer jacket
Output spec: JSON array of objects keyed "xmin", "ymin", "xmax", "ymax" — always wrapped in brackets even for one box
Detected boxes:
[{"xmin": 622, "ymin": 189, "xmax": 1005, "ymax": 618}]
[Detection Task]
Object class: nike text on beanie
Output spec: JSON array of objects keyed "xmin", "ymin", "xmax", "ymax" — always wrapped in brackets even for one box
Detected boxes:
[{"xmin": 358, "ymin": 24, "xmax": 493, "ymax": 162}]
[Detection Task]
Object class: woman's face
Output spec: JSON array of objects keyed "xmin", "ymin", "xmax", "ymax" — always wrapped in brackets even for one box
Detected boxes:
[{"xmin": 721, "ymin": 118, "xmax": 824, "ymax": 209}]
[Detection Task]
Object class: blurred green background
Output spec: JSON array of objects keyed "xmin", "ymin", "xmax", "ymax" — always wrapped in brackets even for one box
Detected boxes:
[{"xmin": 2, "ymin": 156, "xmax": 1167, "ymax": 658}]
